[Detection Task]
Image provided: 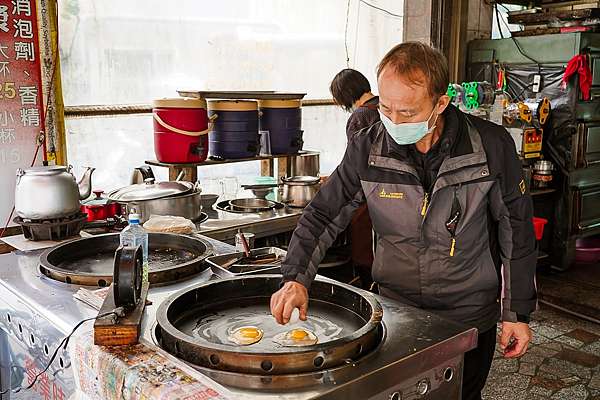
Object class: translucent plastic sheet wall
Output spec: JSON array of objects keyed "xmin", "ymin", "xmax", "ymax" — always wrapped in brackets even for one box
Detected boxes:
[{"xmin": 60, "ymin": 0, "xmax": 403, "ymax": 189}]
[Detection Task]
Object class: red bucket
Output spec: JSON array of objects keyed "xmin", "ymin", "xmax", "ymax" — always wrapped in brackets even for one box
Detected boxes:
[
  {"xmin": 532, "ymin": 217, "xmax": 548, "ymax": 241},
  {"xmin": 152, "ymin": 98, "xmax": 210, "ymax": 163}
]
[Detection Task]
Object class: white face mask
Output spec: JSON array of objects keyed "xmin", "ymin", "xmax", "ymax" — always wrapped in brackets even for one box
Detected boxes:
[{"xmin": 378, "ymin": 106, "xmax": 439, "ymax": 145}]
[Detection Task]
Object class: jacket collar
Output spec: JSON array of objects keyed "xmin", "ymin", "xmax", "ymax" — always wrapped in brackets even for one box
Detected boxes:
[{"xmin": 368, "ymin": 105, "xmax": 488, "ymax": 178}]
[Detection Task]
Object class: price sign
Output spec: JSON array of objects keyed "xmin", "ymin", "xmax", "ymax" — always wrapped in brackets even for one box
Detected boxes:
[{"xmin": 0, "ymin": 0, "xmax": 45, "ymax": 226}]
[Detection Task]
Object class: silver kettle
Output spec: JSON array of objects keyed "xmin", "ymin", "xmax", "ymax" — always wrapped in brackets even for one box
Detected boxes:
[{"xmin": 15, "ymin": 165, "xmax": 95, "ymax": 220}]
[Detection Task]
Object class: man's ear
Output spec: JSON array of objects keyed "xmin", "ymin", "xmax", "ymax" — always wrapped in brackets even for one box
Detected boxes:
[{"xmin": 436, "ymin": 94, "xmax": 451, "ymax": 114}]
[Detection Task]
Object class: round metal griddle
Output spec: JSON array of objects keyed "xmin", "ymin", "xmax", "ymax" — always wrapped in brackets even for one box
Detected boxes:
[
  {"xmin": 39, "ymin": 233, "xmax": 213, "ymax": 287},
  {"xmin": 156, "ymin": 275, "xmax": 383, "ymax": 383}
]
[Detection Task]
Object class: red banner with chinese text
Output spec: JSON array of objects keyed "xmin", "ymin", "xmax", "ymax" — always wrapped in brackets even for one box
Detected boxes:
[{"xmin": 0, "ymin": 0, "xmax": 45, "ymax": 226}]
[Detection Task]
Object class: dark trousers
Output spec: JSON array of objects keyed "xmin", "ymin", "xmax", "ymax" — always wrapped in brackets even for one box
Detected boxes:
[{"xmin": 462, "ymin": 326, "xmax": 497, "ymax": 400}]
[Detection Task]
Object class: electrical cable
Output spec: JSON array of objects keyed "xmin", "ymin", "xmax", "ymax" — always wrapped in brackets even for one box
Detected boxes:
[
  {"xmin": 358, "ymin": 0, "xmax": 402, "ymax": 18},
  {"xmin": 495, "ymin": 3, "xmax": 542, "ymax": 74},
  {"xmin": 344, "ymin": 0, "xmax": 351, "ymax": 68},
  {"xmin": 514, "ymin": 82, "xmax": 535, "ymax": 101},
  {"xmin": 0, "ymin": 309, "xmax": 121, "ymax": 395}
]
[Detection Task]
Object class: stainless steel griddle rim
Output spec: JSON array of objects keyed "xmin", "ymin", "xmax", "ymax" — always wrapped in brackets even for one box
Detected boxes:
[
  {"xmin": 160, "ymin": 324, "xmax": 389, "ymax": 390},
  {"xmin": 214, "ymin": 200, "xmax": 286, "ymax": 214},
  {"xmin": 38, "ymin": 232, "xmax": 214, "ymax": 276},
  {"xmin": 155, "ymin": 274, "xmax": 383, "ymax": 356}
]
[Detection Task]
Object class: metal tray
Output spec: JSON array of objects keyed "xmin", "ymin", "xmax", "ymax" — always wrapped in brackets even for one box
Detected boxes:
[{"xmin": 206, "ymin": 247, "xmax": 286, "ymax": 277}]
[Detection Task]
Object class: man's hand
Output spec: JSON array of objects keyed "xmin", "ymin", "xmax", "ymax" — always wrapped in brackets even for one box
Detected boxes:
[
  {"xmin": 270, "ymin": 281, "xmax": 309, "ymax": 325},
  {"xmin": 499, "ymin": 321, "xmax": 531, "ymax": 358}
]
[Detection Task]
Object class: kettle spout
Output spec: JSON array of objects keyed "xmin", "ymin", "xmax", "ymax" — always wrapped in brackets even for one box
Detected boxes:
[{"xmin": 77, "ymin": 167, "xmax": 95, "ymax": 200}]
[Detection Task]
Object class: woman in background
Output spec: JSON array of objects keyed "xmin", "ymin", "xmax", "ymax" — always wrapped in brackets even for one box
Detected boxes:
[
  {"xmin": 330, "ymin": 68, "xmax": 380, "ymax": 140},
  {"xmin": 329, "ymin": 68, "xmax": 379, "ymax": 288}
]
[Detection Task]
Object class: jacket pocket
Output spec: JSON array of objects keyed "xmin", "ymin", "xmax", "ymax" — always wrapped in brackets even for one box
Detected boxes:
[{"xmin": 362, "ymin": 181, "xmax": 423, "ymax": 240}]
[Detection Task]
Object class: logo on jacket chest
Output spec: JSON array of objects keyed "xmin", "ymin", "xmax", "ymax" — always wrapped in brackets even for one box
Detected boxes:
[{"xmin": 378, "ymin": 188, "xmax": 404, "ymax": 199}]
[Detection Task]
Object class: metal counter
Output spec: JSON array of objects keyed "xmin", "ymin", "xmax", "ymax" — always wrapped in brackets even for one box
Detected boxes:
[
  {"xmin": 197, "ymin": 208, "xmax": 301, "ymax": 243},
  {"xmin": 0, "ymin": 235, "xmax": 477, "ymax": 400}
]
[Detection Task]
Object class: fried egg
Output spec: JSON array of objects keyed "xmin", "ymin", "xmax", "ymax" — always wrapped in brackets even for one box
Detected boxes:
[
  {"xmin": 228, "ymin": 326, "xmax": 264, "ymax": 346},
  {"xmin": 273, "ymin": 328, "xmax": 318, "ymax": 347}
]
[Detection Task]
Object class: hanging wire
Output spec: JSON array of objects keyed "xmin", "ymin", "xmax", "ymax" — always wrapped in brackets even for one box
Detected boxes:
[
  {"xmin": 358, "ymin": 0, "xmax": 402, "ymax": 18},
  {"xmin": 495, "ymin": 2, "xmax": 542, "ymax": 74},
  {"xmin": 344, "ymin": 0, "xmax": 351, "ymax": 67}
]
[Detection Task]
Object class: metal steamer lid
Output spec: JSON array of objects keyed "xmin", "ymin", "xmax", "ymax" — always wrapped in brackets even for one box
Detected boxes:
[{"xmin": 107, "ymin": 178, "xmax": 194, "ymax": 202}]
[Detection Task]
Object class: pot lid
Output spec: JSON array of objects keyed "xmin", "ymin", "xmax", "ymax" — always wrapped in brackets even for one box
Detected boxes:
[
  {"xmin": 82, "ymin": 190, "xmax": 110, "ymax": 206},
  {"xmin": 282, "ymin": 175, "xmax": 320, "ymax": 184},
  {"xmin": 108, "ymin": 179, "xmax": 194, "ymax": 202},
  {"xmin": 208, "ymin": 100, "xmax": 258, "ymax": 112},
  {"xmin": 258, "ymin": 99, "xmax": 301, "ymax": 109},
  {"xmin": 152, "ymin": 97, "xmax": 207, "ymax": 109}
]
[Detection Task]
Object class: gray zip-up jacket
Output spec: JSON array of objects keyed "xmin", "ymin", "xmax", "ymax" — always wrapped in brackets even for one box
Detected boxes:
[{"xmin": 282, "ymin": 105, "xmax": 537, "ymax": 331}]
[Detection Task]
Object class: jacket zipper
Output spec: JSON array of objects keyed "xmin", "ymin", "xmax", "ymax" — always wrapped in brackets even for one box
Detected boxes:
[
  {"xmin": 420, "ymin": 192, "xmax": 429, "ymax": 217},
  {"xmin": 448, "ymin": 184, "xmax": 461, "ymax": 257}
]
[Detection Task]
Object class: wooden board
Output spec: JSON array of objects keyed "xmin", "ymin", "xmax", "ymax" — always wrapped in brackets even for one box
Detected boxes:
[{"xmin": 94, "ymin": 281, "xmax": 149, "ymax": 346}]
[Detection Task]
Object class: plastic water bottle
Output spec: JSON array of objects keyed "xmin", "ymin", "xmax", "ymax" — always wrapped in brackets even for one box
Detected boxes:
[{"xmin": 119, "ymin": 210, "xmax": 149, "ymax": 283}]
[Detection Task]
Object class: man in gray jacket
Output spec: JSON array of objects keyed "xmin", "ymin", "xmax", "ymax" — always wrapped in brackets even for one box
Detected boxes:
[{"xmin": 270, "ymin": 42, "xmax": 537, "ymax": 400}]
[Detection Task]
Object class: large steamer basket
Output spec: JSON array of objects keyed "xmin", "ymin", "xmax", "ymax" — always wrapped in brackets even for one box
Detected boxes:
[{"xmin": 156, "ymin": 275, "xmax": 383, "ymax": 377}]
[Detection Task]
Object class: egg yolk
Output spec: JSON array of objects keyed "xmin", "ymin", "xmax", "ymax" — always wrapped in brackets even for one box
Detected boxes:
[
  {"xmin": 239, "ymin": 328, "xmax": 260, "ymax": 338},
  {"xmin": 290, "ymin": 329, "xmax": 308, "ymax": 340}
]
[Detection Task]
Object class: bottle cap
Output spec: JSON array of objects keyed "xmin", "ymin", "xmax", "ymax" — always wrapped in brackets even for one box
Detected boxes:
[{"xmin": 128, "ymin": 213, "xmax": 140, "ymax": 224}]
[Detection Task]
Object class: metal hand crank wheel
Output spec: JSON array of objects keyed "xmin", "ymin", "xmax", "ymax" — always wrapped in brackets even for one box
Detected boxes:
[{"xmin": 113, "ymin": 245, "xmax": 143, "ymax": 307}]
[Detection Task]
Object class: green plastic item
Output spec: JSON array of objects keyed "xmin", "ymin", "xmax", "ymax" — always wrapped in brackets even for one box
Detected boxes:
[{"xmin": 462, "ymin": 82, "xmax": 480, "ymax": 110}]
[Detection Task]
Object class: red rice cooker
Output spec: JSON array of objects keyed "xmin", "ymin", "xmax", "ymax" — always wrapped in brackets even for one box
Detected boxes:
[{"xmin": 152, "ymin": 98, "xmax": 211, "ymax": 163}]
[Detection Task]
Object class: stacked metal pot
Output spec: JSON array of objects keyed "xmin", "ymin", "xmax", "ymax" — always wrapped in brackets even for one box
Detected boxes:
[{"xmin": 107, "ymin": 178, "xmax": 203, "ymax": 223}]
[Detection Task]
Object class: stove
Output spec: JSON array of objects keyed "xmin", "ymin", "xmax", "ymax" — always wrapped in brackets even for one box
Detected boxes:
[
  {"xmin": 0, "ymin": 236, "xmax": 477, "ymax": 400},
  {"xmin": 13, "ymin": 212, "xmax": 88, "ymax": 241}
]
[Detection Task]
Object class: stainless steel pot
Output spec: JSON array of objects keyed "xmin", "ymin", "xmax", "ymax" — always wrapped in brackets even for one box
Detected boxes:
[
  {"xmin": 15, "ymin": 165, "xmax": 95, "ymax": 220},
  {"xmin": 290, "ymin": 153, "xmax": 320, "ymax": 177},
  {"xmin": 119, "ymin": 189, "xmax": 203, "ymax": 223},
  {"xmin": 281, "ymin": 176, "xmax": 320, "ymax": 208},
  {"xmin": 108, "ymin": 179, "xmax": 202, "ymax": 223}
]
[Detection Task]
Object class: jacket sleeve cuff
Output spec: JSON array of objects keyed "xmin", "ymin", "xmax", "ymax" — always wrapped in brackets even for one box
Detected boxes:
[
  {"xmin": 501, "ymin": 299, "xmax": 536, "ymax": 323},
  {"xmin": 501, "ymin": 307, "xmax": 518, "ymax": 323},
  {"xmin": 281, "ymin": 272, "xmax": 313, "ymax": 290}
]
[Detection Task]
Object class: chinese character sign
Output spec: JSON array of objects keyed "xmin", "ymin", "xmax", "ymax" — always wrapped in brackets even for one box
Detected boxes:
[{"xmin": 0, "ymin": 0, "xmax": 45, "ymax": 226}]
